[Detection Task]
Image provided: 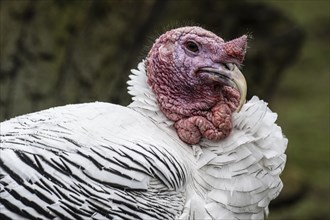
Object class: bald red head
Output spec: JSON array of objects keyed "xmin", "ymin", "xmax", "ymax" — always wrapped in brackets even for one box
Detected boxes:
[{"xmin": 146, "ymin": 26, "xmax": 248, "ymax": 144}]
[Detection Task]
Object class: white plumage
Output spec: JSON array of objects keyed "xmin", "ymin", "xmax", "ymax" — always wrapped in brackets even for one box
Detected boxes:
[{"xmin": 0, "ymin": 60, "xmax": 287, "ymax": 219}]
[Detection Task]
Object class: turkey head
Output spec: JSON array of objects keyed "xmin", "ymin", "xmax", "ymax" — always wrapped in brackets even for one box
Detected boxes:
[{"xmin": 146, "ymin": 26, "xmax": 247, "ymax": 145}]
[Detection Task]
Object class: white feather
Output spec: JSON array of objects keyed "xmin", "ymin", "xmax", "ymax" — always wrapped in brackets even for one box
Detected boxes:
[{"xmin": 0, "ymin": 61, "xmax": 287, "ymax": 219}]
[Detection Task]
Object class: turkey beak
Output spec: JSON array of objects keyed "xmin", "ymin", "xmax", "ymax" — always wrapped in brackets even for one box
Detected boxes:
[
  {"xmin": 229, "ymin": 65, "xmax": 247, "ymax": 112},
  {"xmin": 200, "ymin": 64, "xmax": 247, "ymax": 112}
]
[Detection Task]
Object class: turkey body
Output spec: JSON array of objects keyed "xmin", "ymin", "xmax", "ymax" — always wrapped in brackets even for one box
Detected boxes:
[{"xmin": 0, "ymin": 62, "xmax": 287, "ymax": 219}]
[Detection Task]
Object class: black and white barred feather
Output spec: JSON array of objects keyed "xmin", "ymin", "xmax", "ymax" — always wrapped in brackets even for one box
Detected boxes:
[{"xmin": 0, "ymin": 61, "xmax": 287, "ymax": 219}]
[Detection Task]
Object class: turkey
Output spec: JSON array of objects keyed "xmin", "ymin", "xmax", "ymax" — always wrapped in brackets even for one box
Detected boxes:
[{"xmin": 0, "ymin": 26, "xmax": 287, "ymax": 219}]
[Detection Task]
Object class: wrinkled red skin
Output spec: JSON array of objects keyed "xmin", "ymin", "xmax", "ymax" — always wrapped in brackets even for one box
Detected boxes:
[
  {"xmin": 172, "ymin": 87, "xmax": 240, "ymax": 145},
  {"xmin": 146, "ymin": 27, "xmax": 246, "ymax": 145}
]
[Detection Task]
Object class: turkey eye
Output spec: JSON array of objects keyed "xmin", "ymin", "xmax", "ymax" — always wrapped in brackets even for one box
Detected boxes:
[{"xmin": 185, "ymin": 41, "xmax": 199, "ymax": 53}]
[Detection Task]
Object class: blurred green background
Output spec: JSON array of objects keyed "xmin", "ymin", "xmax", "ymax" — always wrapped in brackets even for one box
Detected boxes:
[{"xmin": 0, "ymin": 0, "xmax": 329, "ymax": 219}]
